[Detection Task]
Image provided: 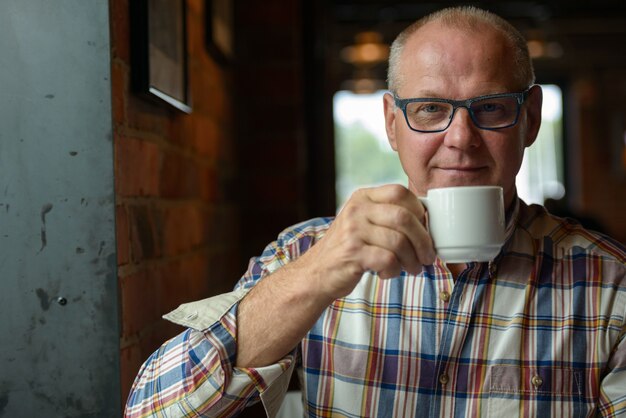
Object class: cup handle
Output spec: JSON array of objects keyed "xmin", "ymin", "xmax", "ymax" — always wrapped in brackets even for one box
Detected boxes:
[{"xmin": 418, "ymin": 196, "xmax": 428, "ymax": 209}]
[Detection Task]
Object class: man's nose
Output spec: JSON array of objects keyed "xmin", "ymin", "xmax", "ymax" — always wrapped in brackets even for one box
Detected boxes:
[{"xmin": 442, "ymin": 107, "xmax": 482, "ymax": 149}]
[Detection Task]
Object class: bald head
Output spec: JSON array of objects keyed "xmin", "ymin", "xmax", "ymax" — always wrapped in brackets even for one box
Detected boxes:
[{"xmin": 387, "ymin": 7, "xmax": 535, "ymax": 93}]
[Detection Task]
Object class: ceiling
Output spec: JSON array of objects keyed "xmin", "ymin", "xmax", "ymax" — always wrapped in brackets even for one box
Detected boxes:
[{"xmin": 328, "ymin": 1, "xmax": 626, "ymax": 87}]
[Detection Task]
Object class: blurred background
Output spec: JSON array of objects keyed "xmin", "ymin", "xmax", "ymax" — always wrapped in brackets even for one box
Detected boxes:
[{"xmin": 0, "ymin": 0, "xmax": 625, "ymax": 416}]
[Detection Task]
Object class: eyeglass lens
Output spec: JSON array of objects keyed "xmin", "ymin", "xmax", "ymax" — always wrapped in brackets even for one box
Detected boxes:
[{"xmin": 404, "ymin": 96, "xmax": 519, "ymax": 131}]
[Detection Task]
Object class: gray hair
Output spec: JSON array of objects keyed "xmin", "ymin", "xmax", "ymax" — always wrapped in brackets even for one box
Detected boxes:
[{"xmin": 387, "ymin": 6, "xmax": 535, "ymax": 93}]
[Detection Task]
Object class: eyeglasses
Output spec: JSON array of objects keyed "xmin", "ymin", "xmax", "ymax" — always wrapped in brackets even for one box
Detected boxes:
[{"xmin": 393, "ymin": 89, "xmax": 531, "ymax": 133}]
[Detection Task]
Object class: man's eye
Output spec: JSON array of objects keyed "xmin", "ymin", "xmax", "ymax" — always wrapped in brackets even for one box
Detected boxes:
[
  {"xmin": 420, "ymin": 104, "xmax": 444, "ymax": 113},
  {"xmin": 478, "ymin": 102, "xmax": 503, "ymax": 112}
]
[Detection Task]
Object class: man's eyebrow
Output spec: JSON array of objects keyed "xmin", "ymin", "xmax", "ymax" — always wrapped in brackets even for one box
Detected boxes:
[
  {"xmin": 406, "ymin": 90, "xmax": 507, "ymax": 99},
  {"xmin": 401, "ymin": 90, "xmax": 444, "ymax": 98},
  {"xmin": 421, "ymin": 90, "xmax": 445, "ymax": 97}
]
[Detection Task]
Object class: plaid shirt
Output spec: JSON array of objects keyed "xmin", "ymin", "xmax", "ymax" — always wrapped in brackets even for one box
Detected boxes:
[{"xmin": 126, "ymin": 199, "xmax": 626, "ymax": 417}]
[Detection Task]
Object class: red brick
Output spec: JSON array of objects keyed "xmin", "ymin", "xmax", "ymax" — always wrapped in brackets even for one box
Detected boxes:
[
  {"xmin": 128, "ymin": 205, "xmax": 161, "ymax": 262},
  {"xmin": 192, "ymin": 116, "xmax": 221, "ymax": 160},
  {"xmin": 169, "ymin": 115, "xmax": 222, "ymax": 163},
  {"xmin": 126, "ymin": 95, "xmax": 171, "ymax": 137},
  {"xmin": 111, "ymin": 62, "xmax": 127, "ymax": 127},
  {"xmin": 161, "ymin": 205, "xmax": 210, "ymax": 256},
  {"xmin": 198, "ymin": 166, "xmax": 219, "ymax": 202},
  {"xmin": 115, "ymin": 136, "xmax": 162, "ymax": 197},
  {"xmin": 191, "ymin": 67, "xmax": 232, "ymax": 119},
  {"xmin": 120, "ymin": 268, "xmax": 161, "ymax": 338},
  {"xmin": 186, "ymin": 0, "xmax": 203, "ymax": 58},
  {"xmin": 159, "ymin": 152, "xmax": 203, "ymax": 199},
  {"xmin": 158, "ymin": 257, "xmax": 208, "ymax": 311},
  {"xmin": 168, "ymin": 114, "xmax": 193, "ymax": 147}
]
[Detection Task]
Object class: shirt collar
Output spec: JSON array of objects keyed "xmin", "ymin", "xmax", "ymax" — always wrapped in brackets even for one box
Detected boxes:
[{"xmin": 503, "ymin": 196, "xmax": 521, "ymax": 246}]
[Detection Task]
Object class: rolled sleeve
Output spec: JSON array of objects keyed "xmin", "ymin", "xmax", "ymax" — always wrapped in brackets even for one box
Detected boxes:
[
  {"xmin": 163, "ymin": 288, "xmax": 250, "ymax": 330},
  {"xmin": 126, "ymin": 290, "xmax": 296, "ymax": 418}
]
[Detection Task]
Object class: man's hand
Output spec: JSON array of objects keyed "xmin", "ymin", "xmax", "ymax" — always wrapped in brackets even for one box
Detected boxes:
[
  {"xmin": 236, "ymin": 184, "xmax": 435, "ymax": 367},
  {"xmin": 303, "ymin": 184, "xmax": 436, "ymax": 300}
]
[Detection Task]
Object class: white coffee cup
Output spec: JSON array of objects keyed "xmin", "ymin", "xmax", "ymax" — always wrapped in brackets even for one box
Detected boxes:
[{"xmin": 418, "ymin": 186, "xmax": 505, "ymax": 263}]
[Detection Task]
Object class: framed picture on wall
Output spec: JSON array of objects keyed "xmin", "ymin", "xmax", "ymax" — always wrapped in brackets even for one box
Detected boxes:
[
  {"xmin": 130, "ymin": 0, "xmax": 192, "ymax": 113},
  {"xmin": 205, "ymin": 0, "xmax": 234, "ymax": 65}
]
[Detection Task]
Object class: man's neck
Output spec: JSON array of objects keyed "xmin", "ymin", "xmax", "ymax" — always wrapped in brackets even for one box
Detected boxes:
[{"xmin": 447, "ymin": 263, "xmax": 467, "ymax": 280}]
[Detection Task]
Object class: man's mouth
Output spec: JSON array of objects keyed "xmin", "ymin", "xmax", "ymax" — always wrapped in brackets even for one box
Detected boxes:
[
  {"xmin": 435, "ymin": 166, "xmax": 489, "ymax": 183},
  {"xmin": 438, "ymin": 166, "xmax": 487, "ymax": 172}
]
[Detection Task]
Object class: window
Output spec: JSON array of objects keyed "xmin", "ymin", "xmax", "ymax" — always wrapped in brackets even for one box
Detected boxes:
[
  {"xmin": 333, "ymin": 90, "xmax": 406, "ymax": 211},
  {"xmin": 516, "ymin": 84, "xmax": 565, "ymax": 204}
]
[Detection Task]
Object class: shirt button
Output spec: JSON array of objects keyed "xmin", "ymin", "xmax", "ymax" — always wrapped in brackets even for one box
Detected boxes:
[
  {"xmin": 489, "ymin": 263, "xmax": 497, "ymax": 278},
  {"xmin": 185, "ymin": 312, "xmax": 198, "ymax": 321},
  {"xmin": 439, "ymin": 291, "xmax": 450, "ymax": 303},
  {"xmin": 439, "ymin": 373, "xmax": 449, "ymax": 385},
  {"xmin": 531, "ymin": 375, "xmax": 543, "ymax": 389}
]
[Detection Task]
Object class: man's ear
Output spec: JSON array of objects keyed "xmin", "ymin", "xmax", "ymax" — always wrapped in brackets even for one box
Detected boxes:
[
  {"xmin": 524, "ymin": 85, "xmax": 543, "ymax": 148},
  {"xmin": 383, "ymin": 93, "xmax": 399, "ymax": 151}
]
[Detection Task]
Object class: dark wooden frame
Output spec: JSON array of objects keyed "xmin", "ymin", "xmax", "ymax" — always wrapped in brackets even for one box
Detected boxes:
[
  {"xmin": 205, "ymin": 0, "xmax": 234, "ymax": 66},
  {"xmin": 130, "ymin": 0, "xmax": 192, "ymax": 113}
]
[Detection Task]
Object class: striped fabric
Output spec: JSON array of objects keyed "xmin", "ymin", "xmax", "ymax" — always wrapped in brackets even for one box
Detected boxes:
[{"xmin": 126, "ymin": 199, "xmax": 626, "ymax": 417}]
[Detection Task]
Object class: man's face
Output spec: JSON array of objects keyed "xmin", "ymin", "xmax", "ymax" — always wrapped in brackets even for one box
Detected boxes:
[{"xmin": 384, "ymin": 22, "xmax": 542, "ymax": 207}]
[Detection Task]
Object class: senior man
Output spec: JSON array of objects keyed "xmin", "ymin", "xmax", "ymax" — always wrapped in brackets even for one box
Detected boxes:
[{"xmin": 126, "ymin": 6, "xmax": 626, "ymax": 418}]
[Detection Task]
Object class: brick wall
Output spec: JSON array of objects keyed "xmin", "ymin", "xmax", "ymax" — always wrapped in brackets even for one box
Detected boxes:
[{"xmin": 110, "ymin": 0, "xmax": 240, "ymax": 402}]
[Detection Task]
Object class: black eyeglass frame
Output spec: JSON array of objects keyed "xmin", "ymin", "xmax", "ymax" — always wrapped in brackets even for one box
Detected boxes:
[{"xmin": 393, "ymin": 88, "xmax": 532, "ymax": 133}]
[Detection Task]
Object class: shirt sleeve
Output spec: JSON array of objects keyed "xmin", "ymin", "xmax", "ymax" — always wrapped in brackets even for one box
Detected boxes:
[
  {"xmin": 124, "ymin": 218, "xmax": 331, "ymax": 418},
  {"xmin": 124, "ymin": 290, "xmax": 296, "ymax": 418}
]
